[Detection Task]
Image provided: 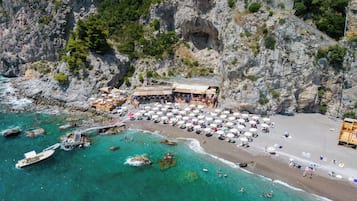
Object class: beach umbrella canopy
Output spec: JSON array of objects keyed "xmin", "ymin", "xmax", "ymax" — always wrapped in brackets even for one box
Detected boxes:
[
  {"xmin": 192, "ymin": 118, "xmax": 198, "ymax": 122},
  {"xmin": 172, "ymin": 109, "xmax": 179, "ymax": 114},
  {"xmin": 194, "ymin": 125, "xmax": 201, "ymax": 130},
  {"xmin": 263, "ymin": 118, "xmax": 270, "ymax": 122},
  {"xmin": 153, "ymin": 107, "xmax": 159, "ymax": 111},
  {"xmin": 210, "ymin": 112, "xmax": 218, "ymax": 117},
  {"xmin": 198, "ymin": 115, "xmax": 205, "ymax": 119},
  {"xmin": 177, "ymin": 120, "xmax": 185, "ymax": 125},
  {"xmin": 152, "ymin": 115, "xmax": 159, "ymax": 119},
  {"xmin": 170, "ymin": 118, "xmax": 177, "ymax": 123},
  {"xmin": 229, "ymin": 128, "xmax": 238, "ymax": 133},
  {"xmin": 184, "ymin": 107, "xmax": 191, "ymax": 112},
  {"xmin": 174, "ymin": 103, "xmax": 181, "ymax": 107},
  {"xmin": 214, "ymin": 119, "xmax": 222, "ymax": 124},
  {"xmin": 267, "ymin": 146, "xmax": 276, "ymax": 153},
  {"xmin": 261, "ymin": 123, "xmax": 269, "ymax": 128},
  {"xmin": 189, "ymin": 113, "xmax": 196, "ymax": 117},
  {"xmin": 198, "ymin": 120, "xmax": 205, "ymax": 125},
  {"xmin": 190, "ymin": 104, "xmax": 196, "ymax": 108},
  {"xmin": 197, "ymin": 105, "xmax": 204, "ymax": 109},
  {"xmin": 179, "ymin": 110, "xmax": 186, "ymax": 115},
  {"xmin": 226, "ymin": 122, "xmax": 234, "ymax": 127},
  {"xmin": 249, "ymin": 128, "xmax": 258, "ymax": 133},
  {"xmin": 240, "ymin": 137, "xmax": 248, "ymax": 142},
  {"xmin": 182, "ymin": 116, "xmax": 190, "ymax": 121},
  {"xmin": 144, "ymin": 106, "xmax": 151, "ymax": 110},
  {"xmin": 220, "ymin": 114, "xmax": 227, "ymax": 119},
  {"xmin": 193, "ymin": 109, "xmax": 200, "ymax": 114},
  {"xmin": 233, "ymin": 112, "xmax": 240, "ymax": 117},
  {"xmin": 156, "ymin": 103, "xmax": 163, "ymax": 108},
  {"xmin": 166, "ymin": 112, "xmax": 173, "ymax": 117},
  {"xmin": 185, "ymin": 123, "xmax": 193, "ymax": 127},
  {"xmin": 206, "ymin": 117, "xmax": 214, "ymax": 122},
  {"xmin": 161, "ymin": 116, "xmax": 168, "ymax": 120},
  {"xmin": 157, "ymin": 111, "xmax": 163, "ymax": 116},
  {"xmin": 217, "ymin": 130, "xmax": 225, "ymax": 135},
  {"xmin": 204, "ymin": 128, "xmax": 211, "ymax": 132},
  {"xmin": 135, "ymin": 112, "xmax": 142, "ymax": 117},
  {"xmin": 244, "ymin": 132, "xmax": 252, "ymax": 137},
  {"xmin": 238, "ymin": 119, "xmax": 245, "ymax": 123},
  {"xmin": 210, "ymin": 123, "xmax": 217, "ymax": 128},
  {"xmin": 228, "ymin": 116, "xmax": 236, "ymax": 121},
  {"xmin": 226, "ymin": 133, "xmax": 235, "ymax": 138},
  {"xmin": 139, "ymin": 110, "xmax": 146, "ymax": 114},
  {"xmin": 237, "ymin": 125, "xmax": 245, "ymax": 130},
  {"xmin": 249, "ymin": 120, "xmax": 257, "ymax": 125},
  {"xmin": 252, "ymin": 115, "xmax": 259, "ymax": 120},
  {"xmin": 242, "ymin": 113, "xmax": 249, "ymax": 118},
  {"xmin": 214, "ymin": 109, "xmax": 222, "ymax": 113},
  {"xmin": 148, "ymin": 111, "xmax": 155, "ymax": 115},
  {"xmin": 164, "ymin": 105, "xmax": 171, "ymax": 109},
  {"xmin": 176, "ymin": 115, "xmax": 183, "ymax": 120},
  {"xmin": 161, "ymin": 107, "xmax": 168, "ymax": 112},
  {"xmin": 223, "ymin": 110, "xmax": 230, "ymax": 115}
]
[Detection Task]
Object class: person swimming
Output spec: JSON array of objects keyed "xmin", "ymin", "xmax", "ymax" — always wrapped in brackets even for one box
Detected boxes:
[{"xmin": 239, "ymin": 187, "xmax": 244, "ymax": 192}]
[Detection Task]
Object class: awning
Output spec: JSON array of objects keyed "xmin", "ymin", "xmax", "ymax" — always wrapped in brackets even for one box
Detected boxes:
[
  {"xmin": 133, "ymin": 86, "xmax": 173, "ymax": 96},
  {"xmin": 173, "ymin": 83, "xmax": 209, "ymax": 94}
]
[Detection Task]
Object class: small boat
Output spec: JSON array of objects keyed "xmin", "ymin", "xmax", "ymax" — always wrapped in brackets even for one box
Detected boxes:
[
  {"xmin": 2, "ymin": 127, "xmax": 21, "ymax": 137},
  {"xmin": 16, "ymin": 149, "xmax": 55, "ymax": 168},
  {"xmin": 125, "ymin": 155, "xmax": 152, "ymax": 166},
  {"xmin": 58, "ymin": 123, "xmax": 73, "ymax": 130},
  {"xmin": 25, "ymin": 128, "xmax": 45, "ymax": 137},
  {"xmin": 109, "ymin": 146, "xmax": 120, "ymax": 151},
  {"xmin": 203, "ymin": 168, "xmax": 208, "ymax": 172}
]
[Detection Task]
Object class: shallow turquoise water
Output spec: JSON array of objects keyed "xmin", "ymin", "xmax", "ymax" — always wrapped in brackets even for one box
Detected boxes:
[{"xmin": 0, "ymin": 77, "xmax": 322, "ymax": 201}]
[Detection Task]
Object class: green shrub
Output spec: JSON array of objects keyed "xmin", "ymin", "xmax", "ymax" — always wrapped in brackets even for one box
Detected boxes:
[
  {"xmin": 343, "ymin": 112, "xmax": 356, "ymax": 119},
  {"xmin": 264, "ymin": 35, "xmax": 276, "ymax": 50},
  {"xmin": 138, "ymin": 73, "xmax": 144, "ymax": 83},
  {"xmin": 246, "ymin": 75, "xmax": 259, "ymax": 81},
  {"xmin": 279, "ymin": 18, "xmax": 286, "ymax": 25},
  {"xmin": 278, "ymin": 2, "xmax": 285, "ymax": 9},
  {"xmin": 319, "ymin": 104, "xmax": 327, "ymax": 114},
  {"xmin": 150, "ymin": 19, "xmax": 160, "ymax": 31},
  {"xmin": 316, "ymin": 47, "xmax": 328, "ymax": 59},
  {"xmin": 348, "ymin": 36, "xmax": 357, "ymax": 43},
  {"xmin": 327, "ymin": 45, "xmax": 347, "ymax": 71},
  {"xmin": 248, "ymin": 2, "xmax": 261, "ymax": 13},
  {"xmin": 38, "ymin": 14, "xmax": 53, "ymax": 25},
  {"xmin": 354, "ymin": 101, "xmax": 357, "ymax": 109},
  {"xmin": 318, "ymin": 88, "xmax": 325, "ymax": 98},
  {"xmin": 269, "ymin": 88, "xmax": 280, "ymax": 99},
  {"xmin": 168, "ymin": 69, "xmax": 174, "ymax": 76},
  {"xmin": 231, "ymin": 58, "xmax": 237, "ymax": 65},
  {"xmin": 124, "ymin": 76, "xmax": 131, "ymax": 87},
  {"xmin": 54, "ymin": 73, "xmax": 69, "ymax": 85},
  {"xmin": 228, "ymin": 0, "xmax": 236, "ymax": 8},
  {"xmin": 259, "ymin": 92, "xmax": 269, "ymax": 105}
]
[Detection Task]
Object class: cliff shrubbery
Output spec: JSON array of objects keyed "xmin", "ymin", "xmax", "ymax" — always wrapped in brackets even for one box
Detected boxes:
[
  {"xmin": 293, "ymin": 0, "xmax": 348, "ymax": 39},
  {"xmin": 316, "ymin": 45, "xmax": 347, "ymax": 71},
  {"xmin": 63, "ymin": 0, "xmax": 178, "ymax": 73}
]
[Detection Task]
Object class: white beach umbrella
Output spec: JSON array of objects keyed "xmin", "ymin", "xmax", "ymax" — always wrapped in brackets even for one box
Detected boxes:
[
  {"xmin": 189, "ymin": 113, "xmax": 196, "ymax": 117},
  {"xmin": 172, "ymin": 109, "xmax": 179, "ymax": 114},
  {"xmin": 217, "ymin": 130, "xmax": 225, "ymax": 135},
  {"xmin": 197, "ymin": 105, "xmax": 204, "ymax": 109},
  {"xmin": 174, "ymin": 103, "xmax": 181, "ymax": 107},
  {"xmin": 267, "ymin": 146, "xmax": 276, "ymax": 154},
  {"xmin": 261, "ymin": 123, "xmax": 269, "ymax": 128},
  {"xmin": 169, "ymin": 118, "xmax": 177, "ymax": 123},
  {"xmin": 198, "ymin": 120, "xmax": 205, "ymax": 125},
  {"xmin": 184, "ymin": 107, "xmax": 191, "ymax": 112},
  {"xmin": 233, "ymin": 112, "xmax": 240, "ymax": 117},
  {"xmin": 152, "ymin": 115, "xmax": 159, "ymax": 120},
  {"xmin": 135, "ymin": 112, "xmax": 142, "ymax": 117},
  {"xmin": 226, "ymin": 133, "xmax": 235, "ymax": 138},
  {"xmin": 179, "ymin": 110, "xmax": 186, "ymax": 115},
  {"xmin": 210, "ymin": 123, "xmax": 217, "ymax": 128},
  {"xmin": 198, "ymin": 115, "xmax": 205, "ymax": 119},
  {"xmin": 161, "ymin": 107, "xmax": 168, "ymax": 112},
  {"xmin": 229, "ymin": 128, "xmax": 238, "ymax": 133},
  {"xmin": 185, "ymin": 123, "xmax": 193, "ymax": 128},
  {"xmin": 220, "ymin": 114, "xmax": 227, "ymax": 119},
  {"xmin": 249, "ymin": 128, "xmax": 258, "ymax": 133},
  {"xmin": 189, "ymin": 104, "xmax": 196, "ymax": 108},
  {"xmin": 176, "ymin": 115, "xmax": 183, "ymax": 120},
  {"xmin": 226, "ymin": 122, "xmax": 234, "ymax": 127},
  {"xmin": 249, "ymin": 120, "xmax": 257, "ymax": 125},
  {"xmin": 240, "ymin": 137, "xmax": 248, "ymax": 142},
  {"xmin": 166, "ymin": 112, "xmax": 173, "ymax": 117},
  {"xmin": 157, "ymin": 111, "xmax": 163, "ymax": 116},
  {"xmin": 204, "ymin": 128, "xmax": 212, "ymax": 132},
  {"xmin": 263, "ymin": 118, "xmax": 270, "ymax": 123},
  {"xmin": 183, "ymin": 116, "xmax": 190, "ymax": 121},
  {"xmin": 139, "ymin": 110, "xmax": 146, "ymax": 114},
  {"xmin": 192, "ymin": 118, "xmax": 198, "ymax": 122},
  {"xmin": 214, "ymin": 109, "xmax": 222, "ymax": 113},
  {"xmin": 228, "ymin": 116, "xmax": 236, "ymax": 121},
  {"xmin": 144, "ymin": 106, "xmax": 151, "ymax": 110},
  {"xmin": 210, "ymin": 112, "xmax": 218, "ymax": 117},
  {"xmin": 164, "ymin": 105, "xmax": 171, "ymax": 109},
  {"xmin": 237, "ymin": 125, "xmax": 245, "ymax": 130},
  {"xmin": 177, "ymin": 120, "xmax": 185, "ymax": 125},
  {"xmin": 242, "ymin": 113, "xmax": 249, "ymax": 118},
  {"xmin": 223, "ymin": 110, "xmax": 230, "ymax": 115},
  {"xmin": 148, "ymin": 111, "xmax": 155, "ymax": 115},
  {"xmin": 244, "ymin": 132, "xmax": 252, "ymax": 137},
  {"xmin": 193, "ymin": 109, "xmax": 200, "ymax": 114},
  {"xmin": 161, "ymin": 116, "xmax": 168, "ymax": 120},
  {"xmin": 206, "ymin": 117, "xmax": 214, "ymax": 122},
  {"xmin": 153, "ymin": 107, "xmax": 159, "ymax": 111},
  {"xmin": 252, "ymin": 115, "xmax": 259, "ymax": 120},
  {"xmin": 214, "ymin": 119, "xmax": 222, "ymax": 124},
  {"xmin": 194, "ymin": 125, "xmax": 201, "ymax": 130},
  {"xmin": 238, "ymin": 119, "xmax": 245, "ymax": 123}
]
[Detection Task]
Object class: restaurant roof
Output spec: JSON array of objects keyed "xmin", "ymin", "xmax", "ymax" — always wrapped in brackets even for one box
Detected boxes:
[{"xmin": 133, "ymin": 86, "xmax": 173, "ymax": 96}]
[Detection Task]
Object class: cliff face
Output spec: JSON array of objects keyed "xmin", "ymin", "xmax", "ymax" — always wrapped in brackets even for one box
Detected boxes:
[{"xmin": 0, "ymin": 0, "xmax": 356, "ymax": 116}]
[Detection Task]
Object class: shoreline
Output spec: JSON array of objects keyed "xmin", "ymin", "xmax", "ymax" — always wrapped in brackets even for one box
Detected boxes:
[{"xmin": 126, "ymin": 120, "xmax": 357, "ymax": 201}]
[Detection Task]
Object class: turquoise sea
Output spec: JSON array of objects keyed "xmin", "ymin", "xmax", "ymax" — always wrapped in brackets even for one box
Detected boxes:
[{"xmin": 0, "ymin": 77, "xmax": 324, "ymax": 201}]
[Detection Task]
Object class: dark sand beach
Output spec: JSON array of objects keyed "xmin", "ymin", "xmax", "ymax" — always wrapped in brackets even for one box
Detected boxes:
[{"xmin": 127, "ymin": 120, "xmax": 357, "ymax": 201}]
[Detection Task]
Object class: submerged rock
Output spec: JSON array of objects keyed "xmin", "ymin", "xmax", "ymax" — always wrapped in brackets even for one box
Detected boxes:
[
  {"xmin": 160, "ymin": 139, "xmax": 177, "ymax": 146},
  {"xmin": 125, "ymin": 155, "xmax": 152, "ymax": 167},
  {"xmin": 159, "ymin": 152, "xmax": 176, "ymax": 170}
]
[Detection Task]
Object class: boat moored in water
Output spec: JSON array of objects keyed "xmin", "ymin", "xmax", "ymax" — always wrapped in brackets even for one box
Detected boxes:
[
  {"xmin": 15, "ymin": 149, "xmax": 55, "ymax": 168},
  {"xmin": 25, "ymin": 128, "xmax": 45, "ymax": 137},
  {"xmin": 2, "ymin": 127, "xmax": 21, "ymax": 137}
]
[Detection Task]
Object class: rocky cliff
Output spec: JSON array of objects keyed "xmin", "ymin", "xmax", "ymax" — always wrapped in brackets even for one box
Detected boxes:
[{"xmin": 0, "ymin": 0, "xmax": 356, "ymax": 117}]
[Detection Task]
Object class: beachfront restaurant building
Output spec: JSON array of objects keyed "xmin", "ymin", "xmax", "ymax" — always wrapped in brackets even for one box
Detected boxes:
[
  {"xmin": 131, "ymin": 86, "xmax": 173, "ymax": 104},
  {"xmin": 338, "ymin": 118, "xmax": 357, "ymax": 149},
  {"xmin": 173, "ymin": 83, "xmax": 218, "ymax": 108}
]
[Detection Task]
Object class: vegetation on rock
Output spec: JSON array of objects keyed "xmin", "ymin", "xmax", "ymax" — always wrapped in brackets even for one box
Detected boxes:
[
  {"xmin": 248, "ymin": 2, "xmax": 261, "ymax": 13},
  {"xmin": 264, "ymin": 35, "xmax": 276, "ymax": 50},
  {"xmin": 316, "ymin": 45, "xmax": 347, "ymax": 71},
  {"xmin": 293, "ymin": 0, "xmax": 348, "ymax": 39},
  {"xmin": 54, "ymin": 72, "xmax": 69, "ymax": 85},
  {"xmin": 227, "ymin": 0, "xmax": 236, "ymax": 8}
]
